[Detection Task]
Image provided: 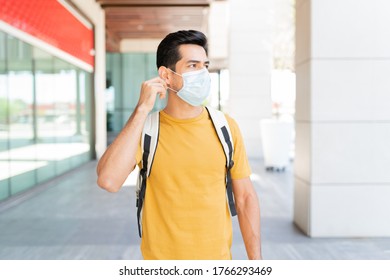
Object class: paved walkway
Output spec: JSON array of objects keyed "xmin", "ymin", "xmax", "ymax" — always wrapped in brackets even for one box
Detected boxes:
[{"xmin": 0, "ymin": 159, "xmax": 389, "ymax": 260}]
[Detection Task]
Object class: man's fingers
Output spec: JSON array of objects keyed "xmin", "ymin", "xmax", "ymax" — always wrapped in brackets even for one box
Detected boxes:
[
  {"xmin": 153, "ymin": 83, "xmax": 167, "ymax": 99},
  {"xmin": 148, "ymin": 77, "xmax": 167, "ymax": 88},
  {"xmin": 137, "ymin": 77, "xmax": 168, "ymax": 112},
  {"xmin": 143, "ymin": 77, "xmax": 167, "ymax": 92}
]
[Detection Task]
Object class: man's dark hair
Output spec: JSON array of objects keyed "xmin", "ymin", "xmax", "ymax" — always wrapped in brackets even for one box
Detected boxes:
[{"xmin": 156, "ymin": 30, "xmax": 208, "ymax": 70}]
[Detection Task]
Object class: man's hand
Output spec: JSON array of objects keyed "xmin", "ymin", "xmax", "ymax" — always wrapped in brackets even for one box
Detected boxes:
[{"xmin": 137, "ymin": 77, "xmax": 167, "ymax": 113}]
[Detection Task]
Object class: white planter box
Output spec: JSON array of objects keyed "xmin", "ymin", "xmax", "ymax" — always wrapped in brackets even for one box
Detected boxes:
[{"xmin": 260, "ymin": 118, "xmax": 294, "ymax": 170}]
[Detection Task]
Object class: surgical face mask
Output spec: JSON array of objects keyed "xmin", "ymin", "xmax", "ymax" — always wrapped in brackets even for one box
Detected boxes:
[{"xmin": 167, "ymin": 68, "xmax": 211, "ymax": 106}]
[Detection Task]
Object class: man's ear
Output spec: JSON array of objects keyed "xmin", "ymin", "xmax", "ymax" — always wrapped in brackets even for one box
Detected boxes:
[{"xmin": 158, "ymin": 66, "xmax": 170, "ymax": 84}]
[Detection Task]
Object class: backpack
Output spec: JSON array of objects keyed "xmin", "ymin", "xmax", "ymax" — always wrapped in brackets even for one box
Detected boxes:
[{"xmin": 136, "ymin": 106, "xmax": 236, "ymax": 237}]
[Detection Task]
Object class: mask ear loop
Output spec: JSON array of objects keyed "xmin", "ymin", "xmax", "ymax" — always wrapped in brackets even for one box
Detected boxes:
[
  {"xmin": 165, "ymin": 68, "xmax": 181, "ymax": 93},
  {"xmin": 167, "ymin": 87, "xmax": 178, "ymax": 93}
]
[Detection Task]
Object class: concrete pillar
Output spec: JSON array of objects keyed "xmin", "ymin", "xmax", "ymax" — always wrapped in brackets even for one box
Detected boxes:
[
  {"xmin": 229, "ymin": 0, "xmax": 273, "ymax": 158},
  {"xmin": 294, "ymin": 0, "xmax": 390, "ymax": 236}
]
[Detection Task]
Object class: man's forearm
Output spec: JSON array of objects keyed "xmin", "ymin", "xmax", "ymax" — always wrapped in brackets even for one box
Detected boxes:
[
  {"xmin": 236, "ymin": 192, "xmax": 262, "ymax": 260},
  {"xmin": 96, "ymin": 106, "xmax": 149, "ymax": 192}
]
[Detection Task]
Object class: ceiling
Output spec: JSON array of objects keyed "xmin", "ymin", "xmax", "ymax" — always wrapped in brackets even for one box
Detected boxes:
[{"xmin": 95, "ymin": 0, "xmax": 214, "ymax": 52}]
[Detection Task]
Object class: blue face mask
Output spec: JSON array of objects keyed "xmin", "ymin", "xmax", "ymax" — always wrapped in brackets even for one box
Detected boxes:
[{"xmin": 167, "ymin": 68, "xmax": 211, "ymax": 106}]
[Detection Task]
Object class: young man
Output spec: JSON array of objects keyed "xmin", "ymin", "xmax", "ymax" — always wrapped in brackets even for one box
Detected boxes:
[{"xmin": 97, "ymin": 30, "xmax": 262, "ymax": 260}]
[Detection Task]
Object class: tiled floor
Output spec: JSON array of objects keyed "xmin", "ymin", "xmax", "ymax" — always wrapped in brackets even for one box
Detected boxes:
[{"xmin": 0, "ymin": 159, "xmax": 389, "ymax": 260}]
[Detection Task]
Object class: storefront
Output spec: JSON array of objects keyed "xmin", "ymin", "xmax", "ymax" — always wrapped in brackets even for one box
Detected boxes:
[{"xmin": 0, "ymin": 0, "xmax": 95, "ymax": 201}]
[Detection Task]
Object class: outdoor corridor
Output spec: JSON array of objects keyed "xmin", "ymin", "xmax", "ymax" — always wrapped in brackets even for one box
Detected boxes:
[{"xmin": 0, "ymin": 159, "xmax": 389, "ymax": 260}]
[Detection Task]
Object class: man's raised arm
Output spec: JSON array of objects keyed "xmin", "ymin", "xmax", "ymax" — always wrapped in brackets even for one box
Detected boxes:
[{"xmin": 96, "ymin": 77, "xmax": 167, "ymax": 192}]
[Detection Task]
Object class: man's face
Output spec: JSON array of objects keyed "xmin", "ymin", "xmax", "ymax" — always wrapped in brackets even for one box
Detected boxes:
[{"xmin": 168, "ymin": 44, "xmax": 209, "ymax": 91}]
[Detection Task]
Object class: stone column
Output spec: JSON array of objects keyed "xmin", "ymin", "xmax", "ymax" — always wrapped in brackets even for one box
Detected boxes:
[
  {"xmin": 294, "ymin": 0, "xmax": 390, "ymax": 236},
  {"xmin": 228, "ymin": 0, "xmax": 273, "ymax": 158}
]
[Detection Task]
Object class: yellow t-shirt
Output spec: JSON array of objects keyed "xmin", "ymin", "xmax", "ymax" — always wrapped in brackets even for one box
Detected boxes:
[{"xmin": 136, "ymin": 108, "xmax": 251, "ymax": 260}]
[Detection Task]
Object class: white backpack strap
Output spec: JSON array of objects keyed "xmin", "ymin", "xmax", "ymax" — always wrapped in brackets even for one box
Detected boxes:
[
  {"xmin": 141, "ymin": 111, "xmax": 160, "ymax": 177},
  {"xmin": 137, "ymin": 110, "xmax": 160, "ymax": 237},
  {"xmin": 206, "ymin": 106, "xmax": 237, "ymax": 216},
  {"xmin": 205, "ymin": 106, "xmax": 234, "ymax": 169}
]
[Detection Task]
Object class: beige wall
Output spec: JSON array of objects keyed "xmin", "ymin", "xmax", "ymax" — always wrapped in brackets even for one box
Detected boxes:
[
  {"xmin": 294, "ymin": 0, "xmax": 390, "ymax": 236},
  {"xmin": 120, "ymin": 39, "xmax": 161, "ymax": 53}
]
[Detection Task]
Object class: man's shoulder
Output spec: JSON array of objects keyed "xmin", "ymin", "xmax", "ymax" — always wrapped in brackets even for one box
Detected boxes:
[
  {"xmin": 222, "ymin": 112, "xmax": 239, "ymax": 132},
  {"xmin": 206, "ymin": 107, "xmax": 237, "ymax": 124}
]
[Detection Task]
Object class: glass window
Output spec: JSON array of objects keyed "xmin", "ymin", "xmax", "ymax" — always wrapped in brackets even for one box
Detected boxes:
[
  {"xmin": 53, "ymin": 59, "xmax": 76, "ymax": 174},
  {"xmin": 106, "ymin": 53, "xmax": 162, "ymax": 132},
  {"xmin": 7, "ymin": 36, "xmax": 37, "ymax": 195},
  {"xmin": 71, "ymin": 70, "xmax": 92, "ymax": 167},
  {"xmin": 0, "ymin": 33, "xmax": 92, "ymax": 202},
  {"xmin": 34, "ymin": 47, "xmax": 57, "ymax": 183},
  {"xmin": 0, "ymin": 31, "xmax": 9, "ymax": 200}
]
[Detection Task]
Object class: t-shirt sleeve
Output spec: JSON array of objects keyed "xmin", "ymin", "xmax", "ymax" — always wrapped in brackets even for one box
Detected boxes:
[{"xmin": 225, "ymin": 114, "xmax": 252, "ymax": 179}]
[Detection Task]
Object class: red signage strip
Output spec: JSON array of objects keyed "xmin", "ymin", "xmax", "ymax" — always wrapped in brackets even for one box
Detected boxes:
[{"xmin": 0, "ymin": 0, "xmax": 94, "ymax": 68}]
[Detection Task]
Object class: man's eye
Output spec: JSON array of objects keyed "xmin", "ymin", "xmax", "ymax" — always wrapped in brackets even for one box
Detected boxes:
[
  {"xmin": 188, "ymin": 64, "xmax": 196, "ymax": 68},
  {"xmin": 205, "ymin": 64, "xmax": 209, "ymax": 69}
]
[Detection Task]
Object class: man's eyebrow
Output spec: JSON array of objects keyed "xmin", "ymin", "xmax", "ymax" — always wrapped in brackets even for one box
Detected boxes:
[{"xmin": 186, "ymin": 60, "xmax": 210, "ymax": 64}]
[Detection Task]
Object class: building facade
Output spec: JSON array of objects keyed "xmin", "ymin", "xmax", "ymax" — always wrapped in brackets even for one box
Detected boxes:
[{"xmin": 0, "ymin": 0, "xmax": 105, "ymax": 202}]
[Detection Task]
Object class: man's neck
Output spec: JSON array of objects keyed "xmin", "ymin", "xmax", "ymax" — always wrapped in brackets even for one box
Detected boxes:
[{"xmin": 163, "ymin": 93, "xmax": 203, "ymax": 119}]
